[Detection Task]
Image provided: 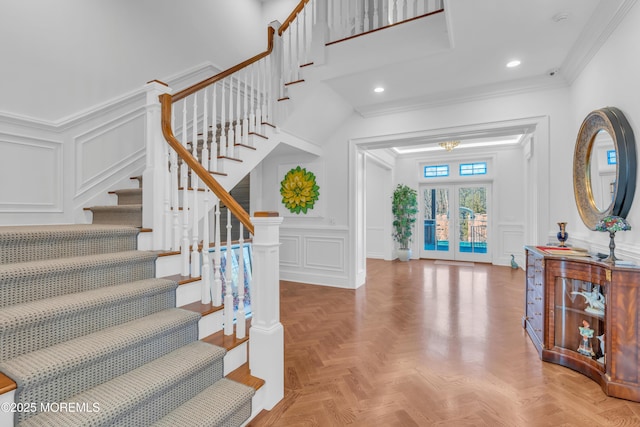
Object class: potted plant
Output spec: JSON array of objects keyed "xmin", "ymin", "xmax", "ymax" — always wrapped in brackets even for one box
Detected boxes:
[{"xmin": 392, "ymin": 184, "xmax": 418, "ymax": 261}]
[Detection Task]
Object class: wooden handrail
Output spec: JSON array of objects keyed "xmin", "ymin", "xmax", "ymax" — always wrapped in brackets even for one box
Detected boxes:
[
  {"xmin": 159, "ymin": 93, "xmax": 254, "ymax": 235},
  {"xmin": 172, "ymin": 25, "xmax": 276, "ymax": 103},
  {"xmin": 278, "ymin": 0, "xmax": 310, "ymax": 35}
]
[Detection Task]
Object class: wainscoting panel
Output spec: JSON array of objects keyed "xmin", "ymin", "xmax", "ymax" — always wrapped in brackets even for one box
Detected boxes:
[
  {"xmin": 280, "ymin": 235, "xmax": 301, "ymax": 266},
  {"xmin": 366, "ymin": 226, "xmax": 385, "ymax": 259},
  {"xmin": 496, "ymin": 223, "xmax": 525, "ymax": 267},
  {"xmin": 75, "ymin": 110, "xmax": 145, "ymax": 197},
  {"xmin": 0, "ymin": 134, "xmax": 63, "ymax": 212},
  {"xmin": 280, "ymin": 226, "xmax": 351, "ymax": 288},
  {"xmin": 304, "ymin": 236, "xmax": 345, "ymax": 271}
]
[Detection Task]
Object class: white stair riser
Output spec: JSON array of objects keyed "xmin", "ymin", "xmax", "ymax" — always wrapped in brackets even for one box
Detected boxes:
[
  {"xmin": 176, "ymin": 280, "xmax": 204, "ymax": 307},
  {"xmin": 155, "ymin": 253, "xmax": 182, "ymax": 277},
  {"xmin": 223, "ymin": 342, "xmax": 248, "ymax": 376},
  {"xmin": 137, "ymin": 232, "xmax": 153, "ymax": 251},
  {"xmin": 198, "ymin": 311, "xmax": 224, "ymax": 339}
]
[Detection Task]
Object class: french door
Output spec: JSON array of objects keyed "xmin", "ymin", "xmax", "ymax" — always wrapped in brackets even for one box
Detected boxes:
[{"xmin": 420, "ymin": 183, "xmax": 491, "ymax": 262}]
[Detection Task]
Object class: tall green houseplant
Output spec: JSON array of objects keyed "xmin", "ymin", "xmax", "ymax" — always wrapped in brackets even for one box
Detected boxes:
[{"xmin": 392, "ymin": 184, "xmax": 418, "ymax": 261}]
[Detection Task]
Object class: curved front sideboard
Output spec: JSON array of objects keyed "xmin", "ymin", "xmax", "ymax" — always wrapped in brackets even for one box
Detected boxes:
[{"xmin": 524, "ymin": 246, "xmax": 640, "ymax": 402}]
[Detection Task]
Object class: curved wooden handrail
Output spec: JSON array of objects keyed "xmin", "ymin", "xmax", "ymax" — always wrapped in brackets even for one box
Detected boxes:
[
  {"xmin": 159, "ymin": 93, "xmax": 254, "ymax": 235},
  {"xmin": 278, "ymin": 0, "xmax": 309, "ymax": 35},
  {"xmin": 172, "ymin": 25, "xmax": 276, "ymax": 103},
  {"xmin": 160, "ymin": 22, "xmax": 285, "ymax": 235}
]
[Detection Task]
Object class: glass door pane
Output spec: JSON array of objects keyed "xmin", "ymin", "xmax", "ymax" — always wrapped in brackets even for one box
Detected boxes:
[
  {"xmin": 455, "ymin": 185, "xmax": 490, "ymax": 262},
  {"xmin": 421, "ymin": 186, "xmax": 452, "ymax": 259}
]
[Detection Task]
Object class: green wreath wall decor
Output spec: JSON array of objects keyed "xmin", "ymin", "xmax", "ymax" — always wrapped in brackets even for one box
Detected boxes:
[{"xmin": 280, "ymin": 166, "xmax": 320, "ymax": 214}]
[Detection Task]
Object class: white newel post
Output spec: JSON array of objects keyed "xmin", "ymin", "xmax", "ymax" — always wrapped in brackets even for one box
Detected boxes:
[
  {"xmin": 143, "ymin": 80, "xmax": 172, "ymax": 250},
  {"xmin": 249, "ymin": 213, "xmax": 284, "ymax": 410}
]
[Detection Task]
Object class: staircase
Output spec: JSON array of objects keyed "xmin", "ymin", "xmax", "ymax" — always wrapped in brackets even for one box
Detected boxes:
[{"xmin": 0, "ymin": 224, "xmax": 257, "ymax": 426}]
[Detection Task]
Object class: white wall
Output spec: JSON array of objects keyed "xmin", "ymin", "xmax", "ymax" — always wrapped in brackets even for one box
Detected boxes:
[
  {"xmin": 0, "ymin": 1, "xmax": 271, "ymax": 226},
  {"xmin": 0, "ymin": 0, "xmax": 265, "ymax": 121},
  {"xmin": 261, "ymin": 0, "xmax": 300, "ymax": 26},
  {"xmin": 568, "ymin": 1, "xmax": 640, "ymax": 260}
]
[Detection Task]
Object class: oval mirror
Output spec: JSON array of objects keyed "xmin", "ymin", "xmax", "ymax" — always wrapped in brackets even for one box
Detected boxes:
[
  {"xmin": 574, "ymin": 107, "xmax": 637, "ymax": 229},
  {"xmin": 588, "ymin": 129, "xmax": 616, "ymax": 212}
]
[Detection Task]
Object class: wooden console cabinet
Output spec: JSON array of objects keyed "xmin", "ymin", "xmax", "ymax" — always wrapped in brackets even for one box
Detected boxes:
[{"xmin": 524, "ymin": 246, "xmax": 640, "ymax": 401}]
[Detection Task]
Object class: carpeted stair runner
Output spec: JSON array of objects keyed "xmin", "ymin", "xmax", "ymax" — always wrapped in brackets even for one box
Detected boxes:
[
  {"xmin": 0, "ymin": 224, "xmax": 254, "ymax": 426},
  {"xmin": 0, "ymin": 224, "xmax": 139, "ymax": 264}
]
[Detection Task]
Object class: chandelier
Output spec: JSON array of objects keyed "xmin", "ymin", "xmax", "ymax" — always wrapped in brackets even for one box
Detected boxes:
[{"xmin": 439, "ymin": 140, "xmax": 460, "ymax": 151}]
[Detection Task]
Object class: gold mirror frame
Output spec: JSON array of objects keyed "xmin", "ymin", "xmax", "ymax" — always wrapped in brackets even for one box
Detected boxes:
[{"xmin": 573, "ymin": 107, "xmax": 636, "ymax": 229}]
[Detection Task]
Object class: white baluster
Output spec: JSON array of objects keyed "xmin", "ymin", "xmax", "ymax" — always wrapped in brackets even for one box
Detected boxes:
[
  {"xmin": 383, "ymin": 0, "xmax": 389, "ymax": 26},
  {"xmin": 213, "ymin": 202, "xmax": 222, "ymax": 306},
  {"xmin": 373, "ymin": 0, "xmax": 380, "ymax": 29},
  {"xmin": 356, "ymin": 0, "xmax": 362, "ymax": 34},
  {"xmin": 260, "ymin": 59, "xmax": 267, "ymax": 131},
  {"xmin": 170, "ymin": 108, "xmax": 180, "ymax": 251},
  {"xmin": 201, "ymin": 187, "xmax": 211, "ymax": 304},
  {"xmin": 392, "ymin": 0, "xmax": 398, "ymax": 23},
  {"xmin": 191, "ymin": 93, "xmax": 200, "ymax": 278},
  {"xmin": 224, "ymin": 208, "xmax": 234, "ymax": 335},
  {"xmin": 363, "ymin": 0, "xmax": 370, "ymax": 32},
  {"xmin": 202, "ymin": 88, "xmax": 209, "ymax": 176},
  {"xmin": 181, "ymin": 99, "xmax": 190, "ymax": 277},
  {"xmin": 228, "ymin": 77, "xmax": 235, "ymax": 158},
  {"xmin": 235, "ymin": 73, "xmax": 242, "ymax": 155},
  {"xmin": 295, "ymin": 14, "xmax": 300, "ymax": 81},
  {"xmin": 220, "ymin": 81, "xmax": 227, "ymax": 157},
  {"xmin": 412, "ymin": 0, "xmax": 417, "ymax": 17},
  {"xmin": 302, "ymin": 6, "xmax": 308, "ymax": 65},
  {"xmin": 210, "ymin": 83, "xmax": 218, "ymax": 172},
  {"xmin": 249, "ymin": 65, "xmax": 256, "ymax": 134},
  {"xmin": 287, "ymin": 21, "xmax": 293, "ymax": 83},
  {"xmin": 402, "ymin": 0, "xmax": 407, "ymax": 20},
  {"xmin": 266, "ymin": 56, "xmax": 272, "ymax": 126},
  {"xmin": 236, "ymin": 224, "xmax": 246, "ymax": 339},
  {"xmin": 163, "ymin": 133, "xmax": 171, "ymax": 250},
  {"xmin": 255, "ymin": 62, "xmax": 263, "ymax": 136},
  {"xmin": 242, "ymin": 70, "xmax": 249, "ymax": 146}
]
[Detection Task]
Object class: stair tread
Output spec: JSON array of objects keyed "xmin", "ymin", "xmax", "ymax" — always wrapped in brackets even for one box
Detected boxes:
[
  {"xmin": 227, "ymin": 363, "xmax": 265, "ymax": 391},
  {"xmin": 85, "ymin": 204, "xmax": 142, "ymax": 211},
  {"xmin": 201, "ymin": 319, "xmax": 250, "ymax": 352},
  {"xmin": 151, "ymin": 378, "xmax": 255, "ymax": 426},
  {"xmin": 0, "ymin": 308, "xmax": 201, "ymax": 386},
  {"xmin": 0, "ymin": 277, "xmax": 177, "ymax": 334},
  {"xmin": 0, "ymin": 224, "xmax": 139, "ymax": 265},
  {"xmin": 18, "ymin": 341, "xmax": 226, "ymax": 426},
  {"xmin": 0, "ymin": 250, "xmax": 156, "ymax": 281},
  {"xmin": 181, "ymin": 300, "xmax": 223, "ymax": 316},
  {"xmin": 0, "ymin": 250, "xmax": 157, "ymax": 308},
  {"xmin": 108, "ymin": 188, "xmax": 142, "ymax": 194}
]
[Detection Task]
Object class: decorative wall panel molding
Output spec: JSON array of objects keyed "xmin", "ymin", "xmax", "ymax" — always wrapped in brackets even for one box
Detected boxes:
[
  {"xmin": 74, "ymin": 110, "xmax": 145, "ymax": 197},
  {"xmin": 280, "ymin": 236, "xmax": 301, "ymax": 266},
  {"xmin": 0, "ymin": 133, "xmax": 63, "ymax": 212},
  {"xmin": 304, "ymin": 236, "xmax": 345, "ymax": 271}
]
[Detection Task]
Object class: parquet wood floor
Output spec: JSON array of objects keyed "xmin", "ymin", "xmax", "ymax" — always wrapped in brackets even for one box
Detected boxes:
[{"xmin": 248, "ymin": 259, "xmax": 640, "ymax": 426}]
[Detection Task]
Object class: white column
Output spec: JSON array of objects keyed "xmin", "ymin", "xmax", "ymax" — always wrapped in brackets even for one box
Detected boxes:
[
  {"xmin": 143, "ymin": 80, "xmax": 172, "ymax": 250},
  {"xmin": 249, "ymin": 213, "xmax": 283, "ymax": 410}
]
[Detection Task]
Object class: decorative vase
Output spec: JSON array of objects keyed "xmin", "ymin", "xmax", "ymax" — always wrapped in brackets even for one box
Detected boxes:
[
  {"xmin": 557, "ymin": 222, "xmax": 568, "ymax": 247},
  {"xmin": 398, "ymin": 248, "xmax": 411, "ymax": 262}
]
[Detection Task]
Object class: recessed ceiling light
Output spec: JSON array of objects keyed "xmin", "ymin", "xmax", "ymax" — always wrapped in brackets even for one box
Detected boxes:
[
  {"xmin": 506, "ymin": 60, "xmax": 521, "ymax": 68},
  {"xmin": 374, "ymin": 87, "xmax": 385, "ymax": 93}
]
